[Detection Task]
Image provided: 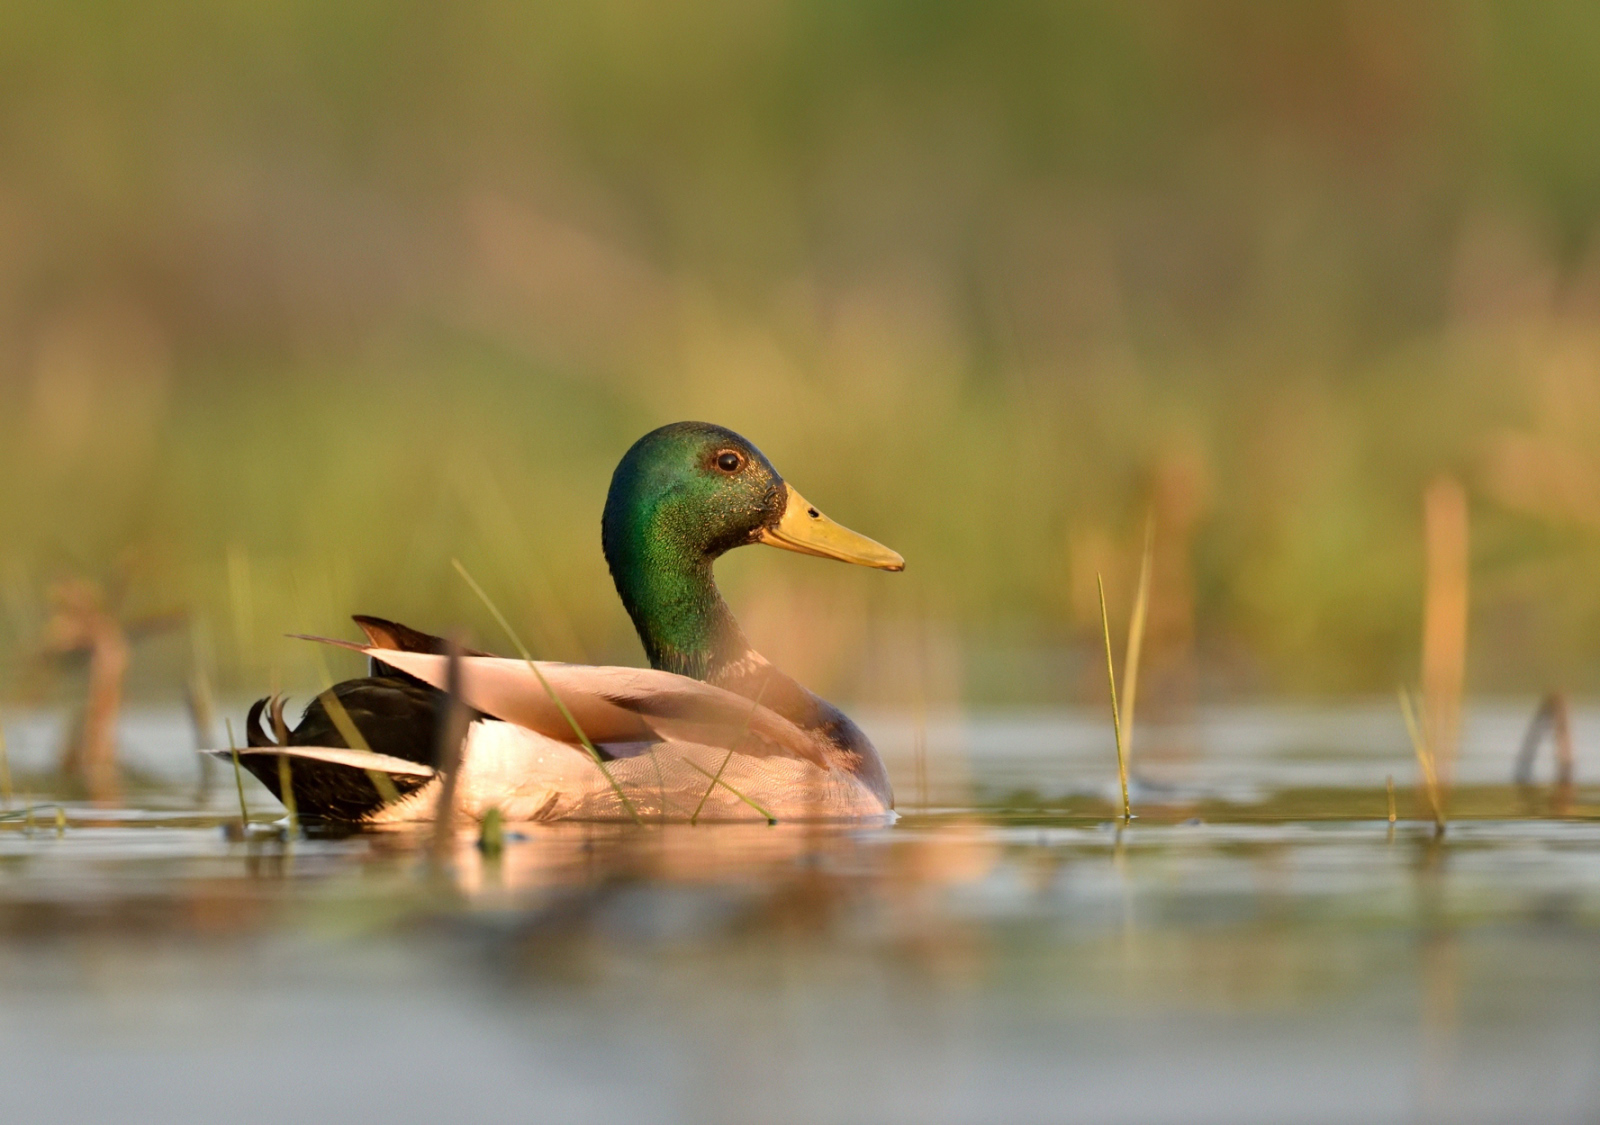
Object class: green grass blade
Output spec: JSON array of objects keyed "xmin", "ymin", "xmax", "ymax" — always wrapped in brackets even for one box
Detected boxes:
[
  {"xmin": 1098, "ymin": 574, "xmax": 1131, "ymax": 820},
  {"xmin": 690, "ymin": 676, "xmax": 770, "ymax": 825},
  {"xmin": 1398, "ymin": 686, "xmax": 1444, "ymax": 831},
  {"xmin": 1121, "ymin": 517, "xmax": 1154, "ymax": 756},
  {"xmin": 453, "ymin": 559, "xmax": 642, "ymax": 825},
  {"xmin": 682, "ymin": 759, "xmax": 776, "ymax": 823},
  {"xmin": 305, "ymin": 644, "xmax": 403, "ymax": 805}
]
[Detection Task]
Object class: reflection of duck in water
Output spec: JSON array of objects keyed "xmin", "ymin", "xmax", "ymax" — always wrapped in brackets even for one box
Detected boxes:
[{"xmin": 225, "ymin": 422, "xmax": 904, "ymax": 823}]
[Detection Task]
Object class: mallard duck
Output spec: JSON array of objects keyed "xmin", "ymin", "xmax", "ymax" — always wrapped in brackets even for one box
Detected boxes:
[{"xmin": 221, "ymin": 422, "xmax": 904, "ymax": 823}]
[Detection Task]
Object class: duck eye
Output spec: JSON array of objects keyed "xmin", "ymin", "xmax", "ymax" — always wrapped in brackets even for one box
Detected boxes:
[{"xmin": 715, "ymin": 451, "xmax": 743, "ymax": 473}]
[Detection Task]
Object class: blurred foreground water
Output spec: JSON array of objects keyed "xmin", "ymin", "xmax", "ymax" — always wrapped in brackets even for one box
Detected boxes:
[{"xmin": 1, "ymin": 705, "xmax": 1598, "ymax": 1123}]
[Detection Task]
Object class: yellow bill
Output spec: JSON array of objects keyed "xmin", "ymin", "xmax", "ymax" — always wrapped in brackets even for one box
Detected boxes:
[{"xmin": 757, "ymin": 483, "xmax": 905, "ymax": 571}]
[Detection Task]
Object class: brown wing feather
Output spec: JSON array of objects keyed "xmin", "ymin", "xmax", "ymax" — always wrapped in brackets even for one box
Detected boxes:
[{"xmin": 350, "ymin": 616, "xmax": 494, "ymax": 658}]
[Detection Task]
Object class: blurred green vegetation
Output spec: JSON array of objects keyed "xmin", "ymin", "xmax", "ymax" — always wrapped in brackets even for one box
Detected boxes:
[{"xmin": 5, "ymin": 2, "xmax": 1600, "ymax": 705}]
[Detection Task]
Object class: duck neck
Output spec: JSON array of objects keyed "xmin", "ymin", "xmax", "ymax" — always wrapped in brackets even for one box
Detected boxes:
[{"xmin": 606, "ymin": 540, "xmax": 752, "ymax": 681}]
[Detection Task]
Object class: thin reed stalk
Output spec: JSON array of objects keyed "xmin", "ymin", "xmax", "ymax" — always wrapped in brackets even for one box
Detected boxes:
[
  {"xmin": 1399, "ymin": 687, "xmax": 1445, "ymax": 834},
  {"xmin": 683, "ymin": 760, "xmax": 775, "ymax": 823},
  {"xmin": 690, "ymin": 676, "xmax": 770, "ymax": 825},
  {"xmin": 453, "ymin": 559, "xmax": 642, "ymax": 825},
  {"xmin": 305, "ymin": 635, "xmax": 402, "ymax": 804},
  {"xmin": 1551, "ymin": 693, "xmax": 1575, "ymax": 791},
  {"xmin": 1121, "ymin": 517, "xmax": 1155, "ymax": 755},
  {"xmin": 1097, "ymin": 574, "xmax": 1131, "ymax": 821}
]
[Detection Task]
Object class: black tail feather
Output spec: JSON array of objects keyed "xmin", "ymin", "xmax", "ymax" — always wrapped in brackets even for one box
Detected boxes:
[
  {"xmin": 235, "ymin": 676, "xmax": 451, "ymax": 822},
  {"xmin": 245, "ymin": 697, "xmax": 277, "ymax": 747}
]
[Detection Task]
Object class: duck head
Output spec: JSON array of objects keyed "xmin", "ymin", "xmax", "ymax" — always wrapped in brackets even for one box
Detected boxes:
[{"xmin": 602, "ymin": 421, "xmax": 902, "ymax": 679}]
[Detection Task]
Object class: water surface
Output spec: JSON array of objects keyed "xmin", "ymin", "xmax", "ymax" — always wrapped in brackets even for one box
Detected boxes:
[{"xmin": 0, "ymin": 705, "xmax": 1596, "ymax": 1124}]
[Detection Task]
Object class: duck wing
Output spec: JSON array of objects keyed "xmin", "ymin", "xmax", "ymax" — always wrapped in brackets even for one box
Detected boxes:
[{"xmin": 300, "ymin": 640, "xmax": 836, "ymax": 772}]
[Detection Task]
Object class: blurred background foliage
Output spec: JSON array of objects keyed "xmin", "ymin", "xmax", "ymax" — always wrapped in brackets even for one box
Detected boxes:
[{"xmin": 3, "ymin": 1, "xmax": 1600, "ymax": 707}]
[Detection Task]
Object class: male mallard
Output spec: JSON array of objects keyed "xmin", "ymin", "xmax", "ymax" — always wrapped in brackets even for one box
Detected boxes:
[{"xmin": 224, "ymin": 422, "xmax": 904, "ymax": 823}]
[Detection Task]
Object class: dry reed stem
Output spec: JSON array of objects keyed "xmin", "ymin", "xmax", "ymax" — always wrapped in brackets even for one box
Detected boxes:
[
  {"xmin": 1399, "ymin": 687, "xmax": 1445, "ymax": 833},
  {"xmin": 1422, "ymin": 477, "xmax": 1469, "ymax": 794},
  {"xmin": 1386, "ymin": 774, "xmax": 1396, "ymax": 824},
  {"xmin": 1121, "ymin": 517, "xmax": 1155, "ymax": 756},
  {"xmin": 453, "ymin": 559, "xmax": 642, "ymax": 825},
  {"xmin": 1097, "ymin": 574, "xmax": 1131, "ymax": 821}
]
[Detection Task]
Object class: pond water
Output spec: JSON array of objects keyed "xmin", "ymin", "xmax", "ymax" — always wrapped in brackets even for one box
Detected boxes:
[{"xmin": 0, "ymin": 704, "xmax": 1597, "ymax": 1124}]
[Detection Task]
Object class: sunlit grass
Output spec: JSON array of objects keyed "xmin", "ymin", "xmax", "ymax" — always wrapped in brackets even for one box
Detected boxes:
[
  {"xmin": 1120, "ymin": 517, "xmax": 1154, "ymax": 759},
  {"xmin": 1096, "ymin": 574, "xmax": 1131, "ymax": 822},
  {"xmin": 1399, "ymin": 687, "xmax": 1445, "ymax": 835},
  {"xmin": 452, "ymin": 558, "xmax": 643, "ymax": 826},
  {"xmin": 690, "ymin": 677, "xmax": 774, "ymax": 825}
]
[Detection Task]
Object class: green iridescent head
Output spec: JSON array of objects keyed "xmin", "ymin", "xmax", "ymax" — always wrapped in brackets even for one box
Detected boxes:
[{"xmin": 601, "ymin": 421, "xmax": 902, "ymax": 677}]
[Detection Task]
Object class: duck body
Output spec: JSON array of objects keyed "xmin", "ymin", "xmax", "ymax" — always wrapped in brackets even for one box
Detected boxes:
[{"xmin": 229, "ymin": 422, "xmax": 903, "ymax": 824}]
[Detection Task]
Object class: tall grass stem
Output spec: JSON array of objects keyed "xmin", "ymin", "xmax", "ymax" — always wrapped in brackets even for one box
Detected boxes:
[
  {"xmin": 683, "ymin": 760, "xmax": 775, "ymax": 823},
  {"xmin": 453, "ymin": 559, "xmax": 642, "ymax": 825},
  {"xmin": 305, "ymin": 633, "xmax": 403, "ymax": 804},
  {"xmin": 1097, "ymin": 574, "xmax": 1131, "ymax": 821},
  {"xmin": 1121, "ymin": 517, "xmax": 1155, "ymax": 756},
  {"xmin": 690, "ymin": 677, "xmax": 769, "ymax": 825},
  {"xmin": 1399, "ymin": 687, "xmax": 1445, "ymax": 833}
]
